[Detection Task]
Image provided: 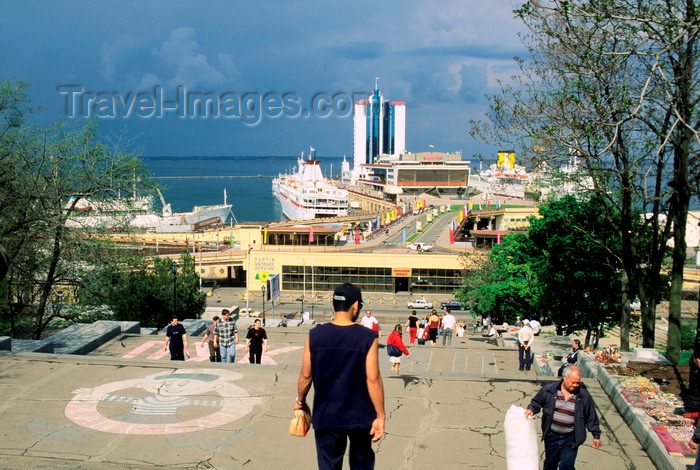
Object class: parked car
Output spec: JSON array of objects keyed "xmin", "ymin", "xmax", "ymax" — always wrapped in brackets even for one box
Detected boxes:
[
  {"xmin": 407, "ymin": 242, "xmax": 433, "ymax": 252},
  {"xmin": 440, "ymin": 300, "xmax": 463, "ymax": 311},
  {"xmin": 407, "ymin": 298, "xmax": 433, "ymax": 309},
  {"xmin": 239, "ymin": 308, "xmax": 261, "ymax": 317}
]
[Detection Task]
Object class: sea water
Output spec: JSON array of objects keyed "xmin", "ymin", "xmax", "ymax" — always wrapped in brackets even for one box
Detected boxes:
[{"xmin": 141, "ymin": 156, "xmax": 346, "ymax": 223}]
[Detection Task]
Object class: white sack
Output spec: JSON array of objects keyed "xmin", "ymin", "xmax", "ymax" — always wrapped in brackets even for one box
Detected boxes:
[{"xmin": 504, "ymin": 404, "xmax": 539, "ymax": 470}]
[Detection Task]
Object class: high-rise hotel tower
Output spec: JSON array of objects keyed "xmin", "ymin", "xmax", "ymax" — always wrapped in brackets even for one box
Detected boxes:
[{"xmin": 353, "ymin": 83, "xmax": 406, "ymax": 176}]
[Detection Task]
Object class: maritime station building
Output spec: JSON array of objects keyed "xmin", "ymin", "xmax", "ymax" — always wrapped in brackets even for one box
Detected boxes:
[
  {"xmin": 185, "ymin": 222, "xmax": 468, "ymax": 297},
  {"xmin": 355, "ymin": 151, "xmax": 471, "ymax": 198}
]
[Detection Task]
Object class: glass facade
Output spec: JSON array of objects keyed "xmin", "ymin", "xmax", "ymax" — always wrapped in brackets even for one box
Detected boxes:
[
  {"xmin": 281, "ymin": 265, "xmax": 464, "ymax": 294},
  {"xmin": 397, "ymin": 168, "xmax": 469, "ymax": 186}
]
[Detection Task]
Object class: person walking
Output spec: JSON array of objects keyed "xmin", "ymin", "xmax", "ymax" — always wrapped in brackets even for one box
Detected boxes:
[
  {"xmin": 405, "ymin": 311, "xmax": 419, "ymax": 345},
  {"xmin": 163, "ymin": 315, "xmax": 188, "ymax": 361},
  {"xmin": 524, "ymin": 365, "xmax": 601, "ymax": 469},
  {"xmin": 245, "ymin": 319, "xmax": 268, "ymax": 364},
  {"xmin": 518, "ymin": 319, "xmax": 534, "ymax": 371},
  {"xmin": 440, "ymin": 310, "xmax": 456, "ymax": 346},
  {"xmin": 295, "ymin": 282, "xmax": 385, "ymax": 469},
  {"xmin": 416, "ymin": 320, "xmax": 426, "ymax": 346},
  {"xmin": 214, "ymin": 309, "xmax": 239, "ymax": 363},
  {"xmin": 428, "ymin": 310, "xmax": 440, "ymax": 346},
  {"xmin": 200, "ymin": 316, "xmax": 221, "ymax": 362},
  {"xmin": 361, "ymin": 309, "xmax": 381, "ymax": 338},
  {"xmin": 386, "ymin": 324, "xmax": 410, "ymax": 372}
]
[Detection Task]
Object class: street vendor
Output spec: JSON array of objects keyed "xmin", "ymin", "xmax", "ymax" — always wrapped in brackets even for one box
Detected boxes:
[{"xmin": 557, "ymin": 339, "xmax": 582, "ymax": 377}]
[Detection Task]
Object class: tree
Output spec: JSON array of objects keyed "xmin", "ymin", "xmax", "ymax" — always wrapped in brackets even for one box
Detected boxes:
[
  {"xmin": 458, "ymin": 233, "xmax": 540, "ymax": 324},
  {"xmin": 527, "ymin": 195, "xmax": 624, "ymax": 341},
  {"xmin": 0, "ymin": 76, "xmax": 156, "ymax": 339},
  {"xmin": 108, "ymin": 251, "xmax": 206, "ymax": 328},
  {"xmin": 470, "ymin": 0, "xmax": 698, "ymax": 361}
]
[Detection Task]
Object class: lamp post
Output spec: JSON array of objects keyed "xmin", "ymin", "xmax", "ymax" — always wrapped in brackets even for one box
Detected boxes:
[
  {"xmin": 261, "ymin": 284, "xmax": 266, "ymax": 327},
  {"xmin": 54, "ymin": 290, "xmax": 64, "ymax": 319},
  {"xmin": 171, "ymin": 261, "xmax": 178, "ymax": 318},
  {"xmin": 246, "ymin": 246, "xmax": 252, "ymax": 312}
]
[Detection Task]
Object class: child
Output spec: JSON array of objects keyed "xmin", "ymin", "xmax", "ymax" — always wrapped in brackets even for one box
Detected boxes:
[
  {"xmin": 416, "ymin": 320, "xmax": 426, "ymax": 346},
  {"xmin": 387, "ymin": 324, "xmax": 411, "ymax": 371}
]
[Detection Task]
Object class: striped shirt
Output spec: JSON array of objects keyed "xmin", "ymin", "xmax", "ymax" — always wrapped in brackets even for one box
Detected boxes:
[{"xmin": 550, "ymin": 389, "xmax": 576, "ymax": 434}]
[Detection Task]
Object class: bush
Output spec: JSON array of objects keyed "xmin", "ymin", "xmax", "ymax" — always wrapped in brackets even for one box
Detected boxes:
[{"xmin": 681, "ymin": 319, "xmax": 696, "ymax": 351}]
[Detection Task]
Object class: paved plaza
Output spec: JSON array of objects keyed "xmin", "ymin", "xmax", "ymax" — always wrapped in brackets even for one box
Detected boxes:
[{"xmin": 0, "ymin": 324, "xmax": 661, "ymax": 470}]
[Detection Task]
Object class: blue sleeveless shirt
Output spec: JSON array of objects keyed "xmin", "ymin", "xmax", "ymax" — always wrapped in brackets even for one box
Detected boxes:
[{"xmin": 309, "ymin": 323, "xmax": 378, "ymax": 430}]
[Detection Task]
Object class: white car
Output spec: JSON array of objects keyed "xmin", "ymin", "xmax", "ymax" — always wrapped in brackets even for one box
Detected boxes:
[
  {"xmin": 407, "ymin": 242, "xmax": 433, "ymax": 252},
  {"xmin": 407, "ymin": 299, "xmax": 433, "ymax": 309},
  {"xmin": 239, "ymin": 308, "xmax": 261, "ymax": 317}
]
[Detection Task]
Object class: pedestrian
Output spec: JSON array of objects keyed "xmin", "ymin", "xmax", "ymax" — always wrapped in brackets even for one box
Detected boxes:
[
  {"xmin": 428, "ymin": 309, "xmax": 440, "ymax": 346},
  {"xmin": 200, "ymin": 315, "xmax": 221, "ymax": 362},
  {"xmin": 440, "ymin": 309, "xmax": 456, "ymax": 346},
  {"xmin": 214, "ymin": 309, "xmax": 239, "ymax": 363},
  {"xmin": 405, "ymin": 310, "xmax": 419, "ymax": 345},
  {"xmin": 530, "ymin": 317, "xmax": 542, "ymax": 336},
  {"xmin": 387, "ymin": 324, "xmax": 410, "ymax": 372},
  {"xmin": 295, "ymin": 282, "xmax": 385, "ymax": 469},
  {"xmin": 417, "ymin": 320, "xmax": 426, "ymax": 346},
  {"xmin": 245, "ymin": 319, "xmax": 268, "ymax": 364},
  {"xmin": 518, "ymin": 319, "xmax": 534, "ymax": 371},
  {"xmin": 163, "ymin": 315, "xmax": 188, "ymax": 361},
  {"xmin": 557, "ymin": 339, "xmax": 582, "ymax": 377},
  {"xmin": 514, "ymin": 316, "xmax": 524, "ymax": 328},
  {"xmin": 524, "ymin": 365, "xmax": 601, "ymax": 469},
  {"xmin": 361, "ymin": 309, "xmax": 381, "ymax": 338}
]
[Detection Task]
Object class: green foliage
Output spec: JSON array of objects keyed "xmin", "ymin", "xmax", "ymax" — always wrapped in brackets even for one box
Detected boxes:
[
  {"xmin": 107, "ymin": 251, "xmax": 206, "ymax": 328},
  {"xmin": 0, "ymin": 74, "xmax": 159, "ymax": 338},
  {"xmin": 458, "ymin": 233, "xmax": 539, "ymax": 324},
  {"xmin": 457, "ymin": 194, "xmax": 627, "ymax": 337},
  {"xmin": 527, "ymin": 194, "xmax": 624, "ymax": 335},
  {"xmin": 681, "ymin": 319, "xmax": 696, "ymax": 351}
]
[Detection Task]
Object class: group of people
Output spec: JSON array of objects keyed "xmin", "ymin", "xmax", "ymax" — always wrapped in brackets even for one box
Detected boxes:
[
  {"xmin": 163, "ymin": 309, "xmax": 269, "ymax": 364},
  {"xmin": 158, "ymin": 282, "xmax": 604, "ymax": 469},
  {"xmin": 403, "ymin": 309, "xmax": 459, "ymax": 346},
  {"xmin": 294, "ymin": 282, "xmax": 602, "ymax": 469}
]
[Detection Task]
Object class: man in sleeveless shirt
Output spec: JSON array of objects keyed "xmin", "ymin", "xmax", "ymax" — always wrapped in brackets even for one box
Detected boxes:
[
  {"xmin": 295, "ymin": 282, "xmax": 386, "ymax": 469},
  {"xmin": 524, "ymin": 365, "xmax": 601, "ymax": 469}
]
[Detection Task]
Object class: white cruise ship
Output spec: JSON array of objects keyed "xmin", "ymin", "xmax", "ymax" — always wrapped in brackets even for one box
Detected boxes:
[{"xmin": 272, "ymin": 148, "xmax": 348, "ymax": 220}]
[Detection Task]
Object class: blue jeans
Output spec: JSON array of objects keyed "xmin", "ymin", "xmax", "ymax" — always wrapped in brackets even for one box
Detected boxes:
[
  {"xmin": 543, "ymin": 432, "xmax": 578, "ymax": 470},
  {"xmin": 220, "ymin": 344, "xmax": 236, "ymax": 363},
  {"xmin": 442, "ymin": 328, "xmax": 453, "ymax": 346},
  {"xmin": 314, "ymin": 427, "xmax": 374, "ymax": 470},
  {"xmin": 518, "ymin": 345, "xmax": 531, "ymax": 370}
]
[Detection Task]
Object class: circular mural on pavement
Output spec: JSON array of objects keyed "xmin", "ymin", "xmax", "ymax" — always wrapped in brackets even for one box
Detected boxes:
[{"xmin": 65, "ymin": 368, "xmax": 262, "ymax": 435}]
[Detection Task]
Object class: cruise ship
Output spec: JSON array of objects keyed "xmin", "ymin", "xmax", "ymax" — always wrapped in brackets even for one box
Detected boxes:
[{"xmin": 272, "ymin": 148, "xmax": 348, "ymax": 220}]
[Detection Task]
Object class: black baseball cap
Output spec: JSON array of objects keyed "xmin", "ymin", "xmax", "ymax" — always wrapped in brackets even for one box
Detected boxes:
[{"xmin": 333, "ymin": 282, "xmax": 363, "ymax": 306}]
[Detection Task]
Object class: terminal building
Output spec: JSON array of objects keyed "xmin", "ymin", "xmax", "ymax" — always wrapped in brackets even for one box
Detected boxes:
[
  {"xmin": 188, "ymin": 224, "xmax": 468, "ymax": 297},
  {"xmin": 358, "ymin": 151, "xmax": 471, "ymax": 198}
]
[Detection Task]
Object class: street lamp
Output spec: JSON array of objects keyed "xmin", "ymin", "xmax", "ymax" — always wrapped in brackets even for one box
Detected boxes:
[
  {"xmin": 53, "ymin": 290, "xmax": 64, "ymax": 319},
  {"xmin": 246, "ymin": 246, "xmax": 253, "ymax": 312},
  {"xmin": 261, "ymin": 283, "xmax": 266, "ymax": 327},
  {"xmin": 171, "ymin": 261, "xmax": 178, "ymax": 318}
]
